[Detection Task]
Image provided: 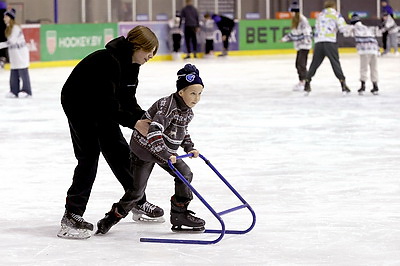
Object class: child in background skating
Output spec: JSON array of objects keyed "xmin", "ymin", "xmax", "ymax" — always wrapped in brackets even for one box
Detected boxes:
[
  {"xmin": 96, "ymin": 64, "xmax": 205, "ymax": 234},
  {"xmin": 281, "ymin": 1, "xmax": 312, "ymax": 91},
  {"xmin": 203, "ymin": 13, "xmax": 215, "ymax": 57},
  {"xmin": 380, "ymin": 12, "xmax": 398, "ymax": 56},
  {"xmin": 348, "ymin": 13, "xmax": 380, "ymax": 95},
  {"xmin": 168, "ymin": 13, "xmax": 183, "ymax": 60},
  {"xmin": 0, "ymin": 8, "xmax": 32, "ymax": 98}
]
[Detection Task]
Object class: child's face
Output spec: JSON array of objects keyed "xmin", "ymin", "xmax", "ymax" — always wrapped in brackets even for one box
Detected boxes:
[
  {"xmin": 178, "ymin": 84, "xmax": 203, "ymax": 108},
  {"xmin": 3, "ymin": 15, "xmax": 10, "ymax": 25}
]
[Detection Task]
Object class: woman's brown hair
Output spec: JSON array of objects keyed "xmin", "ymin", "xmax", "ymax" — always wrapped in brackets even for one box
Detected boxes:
[
  {"xmin": 126, "ymin": 25, "xmax": 159, "ymax": 56},
  {"xmin": 291, "ymin": 12, "xmax": 300, "ymax": 29},
  {"xmin": 5, "ymin": 19, "xmax": 15, "ymax": 38}
]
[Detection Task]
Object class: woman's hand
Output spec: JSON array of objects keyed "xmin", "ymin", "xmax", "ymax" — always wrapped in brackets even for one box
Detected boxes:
[{"xmin": 134, "ymin": 119, "xmax": 151, "ymax": 136}]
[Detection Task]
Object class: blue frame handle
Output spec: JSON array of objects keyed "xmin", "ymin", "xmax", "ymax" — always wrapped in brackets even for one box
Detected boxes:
[{"xmin": 140, "ymin": 153, "xmax": 256, "ymax": 245}]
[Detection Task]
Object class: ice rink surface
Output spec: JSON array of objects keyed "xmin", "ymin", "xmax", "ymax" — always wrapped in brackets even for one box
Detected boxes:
[{"xmin": 0, "ymin": 53, "xmax": 399, "ymax": 265}]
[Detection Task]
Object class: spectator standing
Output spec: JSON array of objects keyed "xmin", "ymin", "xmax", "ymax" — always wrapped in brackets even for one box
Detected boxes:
[{"xmin": 180, "ymin": 0, "xmax": 200, "ymax": 59}]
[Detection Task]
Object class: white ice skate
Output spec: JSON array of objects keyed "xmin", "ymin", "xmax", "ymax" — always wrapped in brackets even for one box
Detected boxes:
[
  {"xmin": 293, "ymin": 81, "xmax": 305, "ymax": 91},
  {"xmin": 57, "ymin": 211, "xmax": 93, "ymax": 239},
  {"xmin": 57, "ymin": 224, "xmax": 91, "ymax": 239}
]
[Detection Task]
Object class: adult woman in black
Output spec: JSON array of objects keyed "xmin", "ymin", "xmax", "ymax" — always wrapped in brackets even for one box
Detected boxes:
[{"xmin": 58, "ymin": 26, "xmax": 162, "ymax": 239}]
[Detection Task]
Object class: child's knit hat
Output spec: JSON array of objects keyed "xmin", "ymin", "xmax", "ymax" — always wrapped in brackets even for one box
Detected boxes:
[
  {"xmin": 351, "ymin": 13, "xmax": 360, "ymax": 24},
  {"xmin": 289, "ymin": 2, "xmax": 300, "ymax": 12},
  {"xmin": 176, "ymin": 64, "xmax": 204, "ymax": 91},
  {"xmin": 4, "ymin": 8, "xmax": 16, "ymax": 20}
]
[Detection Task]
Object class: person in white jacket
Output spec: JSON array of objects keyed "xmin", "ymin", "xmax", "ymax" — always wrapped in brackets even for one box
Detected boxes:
[
  {"xmin": 348, "ymin": 13, "xmax": 380, "ymax": 95},
  {"xmin": 281, "ymin": 1, "xmax": 312, "ymax": 91},
  {"xmin": 380, "ymin": 12, "xmax": 399, "ymax": 55},
  {"xmin": 304, "ymin": 1, "xmax": 351, "ymax": 96},
  {"xmin": 1, "ymin": 8, "xmax": 31, "ymax": 98}
]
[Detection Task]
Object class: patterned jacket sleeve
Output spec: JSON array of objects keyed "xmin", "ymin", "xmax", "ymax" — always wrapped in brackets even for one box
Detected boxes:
[
  {"xmin": 146, "ymin": 97, "xmax": 174, "ymax": 162},
  {"xmin": 181, "ymin": 127, "xmax": 195, "ymax": 153}
]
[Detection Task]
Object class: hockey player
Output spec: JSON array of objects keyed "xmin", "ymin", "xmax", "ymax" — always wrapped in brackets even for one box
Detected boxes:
[
  {"xmin": 304, "ymin": 0, "xmax": 351, "ymax": 95},
  {"xmin": 347, "ymin": 13, "xmax": 380, "ymax": 95},
  {"xmin": 96, "ymin": 64, "xmax": 206, "ymax": 234},
  {"xmin": 280, "ymin": 1, "xmax": 312, "ymax": 91}
]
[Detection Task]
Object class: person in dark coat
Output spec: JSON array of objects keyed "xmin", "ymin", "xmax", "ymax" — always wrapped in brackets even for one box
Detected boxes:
[
  {"xmin": 0, "ymin": 1, "xmax": 7, "ymax": 67},
  {"xmin": 212, "ymin": 14, "xmax": 235, "ymax": 56},
  {"xmin": 179, "ymin": 0, "xmax": 200, "ymax": 59},
  {"xmin": 58, "ymin": 26, "xmax": 160, "ymax": 239}
]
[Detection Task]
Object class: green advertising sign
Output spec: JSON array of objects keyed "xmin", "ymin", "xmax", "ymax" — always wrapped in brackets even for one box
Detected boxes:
[
  {"xmin": 40, "ymin": 23, "xmax": 118, "ymax": 61},
  {"xmin": 239, "ymin": 19, "xmax": 315, "ymax": 50}
]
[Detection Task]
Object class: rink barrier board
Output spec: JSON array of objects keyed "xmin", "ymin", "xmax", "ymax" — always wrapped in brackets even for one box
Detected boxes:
[{"xmin": 2, "ymin": 48, "xmax": 358, "ymax": 69}]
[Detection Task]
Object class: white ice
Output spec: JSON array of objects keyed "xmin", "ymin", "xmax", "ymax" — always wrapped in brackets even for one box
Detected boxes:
[{"xmin": 0, "ymin": 53, "xmax": 399, "ymax": 265}]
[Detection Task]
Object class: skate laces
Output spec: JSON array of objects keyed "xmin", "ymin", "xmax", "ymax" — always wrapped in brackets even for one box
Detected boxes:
[
  {"xmin": 70, "ymin": 212, "xmax": 86, "ymax": 223},
  {"xmin": 139, "ymin": 202, "xmax": 157, "ymax": 213}
]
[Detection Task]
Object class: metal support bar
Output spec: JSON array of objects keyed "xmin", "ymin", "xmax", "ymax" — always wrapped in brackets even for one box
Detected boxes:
[{"xmin": 140, "ymin": 153, "xmax": 256, "ymax": 245}]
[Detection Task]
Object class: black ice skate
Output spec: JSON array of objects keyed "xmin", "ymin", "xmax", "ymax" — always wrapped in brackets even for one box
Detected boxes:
[
  {"xmin": 132, "ymin": 201, "xmax": 165, "ymax": 223},
  {"xmin": 303, "ymin": 80, "xmax": 311, "ymax": 96},
  {"xmin": 358, "ymin": 81, "xmax": 366, "ymax": 95},
  {"xmin": 57, "ymin": 210, "xmax": 94, "ymax": 239},
  {"xmin": 371, "ymin": 82, "xmax": 379, "ymax": 95},
  {"xmin": 170, "ymin": 196, "xmax": 205, "ymax": 233},
  {"xmin": 340, "ymin": 80, "xmax": 351, "ymax": 95},
  {"xmin": 95, "ymin": 204, "xmax": 124, "ymax": 235}
]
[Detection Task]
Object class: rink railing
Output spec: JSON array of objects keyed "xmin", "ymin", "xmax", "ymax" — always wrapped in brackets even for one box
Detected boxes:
[{"xmin": 140, "ymin": 153, "xmax": 256, "ymax": 245}]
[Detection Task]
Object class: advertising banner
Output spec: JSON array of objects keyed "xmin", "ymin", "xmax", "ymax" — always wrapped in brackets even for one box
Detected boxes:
[
  {"xmin": 40, "ymin": 23, "xmax": 118, "ymax": 61},
  {"xmin": 119, "ymin": 21, "xmax": 239, "ymax": 55},
  {"xmin": 22, "ymin": 24, "xmax": 40, "ymax": 62},
  {"xmin": 239, "ymin": 19, "xmax": 315, "ymax": 50}
]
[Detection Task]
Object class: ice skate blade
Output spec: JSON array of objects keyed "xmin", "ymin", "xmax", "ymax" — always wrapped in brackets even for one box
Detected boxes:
[
  {"xmin": 171, "ymin": 225, "xmax": 205, "ymax": 233},
  {"xmin": 132, "ymin": 213, "xmax": 165, "ymax": 223},
  {"xmin": 371, "ymin": 91, "xmax": 379, "ymax": 96},
  {"xmin": 342, "ymin": 91, "xmax": 350, "ymax": 96},
  {"xmin": 358, "ymin": 91, "xmax": 364, "ymax": 96},
  {"xmin": 57, "ymin": 225, "xmax": 91, "ymax": 239},
  {"xmin": 303, "ymin": 91, "xmax": 310, "ymax": 96}
]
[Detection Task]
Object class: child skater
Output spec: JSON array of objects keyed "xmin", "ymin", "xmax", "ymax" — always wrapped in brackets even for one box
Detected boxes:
[
  {"xmin": 168, "ymin": 13, "xmax": 183, "ymax": 60},
  {"xmin": 203, "ymin": 13, "xmax": 215, "ymax": 57},
  {"xmin": 96, "ymin": 64, "xmax": 206, "ymax": 234},
  {"xmin": 0, "ymin": 8, "xmax": 32, "ymax": 98},
  {"xmin": 348, "ymin": 13, "xmax": 380, "ymax": 95},
  {"xmin": 380, "ymin": 11, "xmax": 398, "ymax": 55},
  {"xmin": 281, "ymin": 1, "xmax": 312, "ymax": 91}
]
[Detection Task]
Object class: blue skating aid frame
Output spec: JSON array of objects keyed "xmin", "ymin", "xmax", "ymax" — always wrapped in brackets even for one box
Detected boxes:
[{"xmin": 140, "ymin": 153, "xmax": 256, "ymax": 245}]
